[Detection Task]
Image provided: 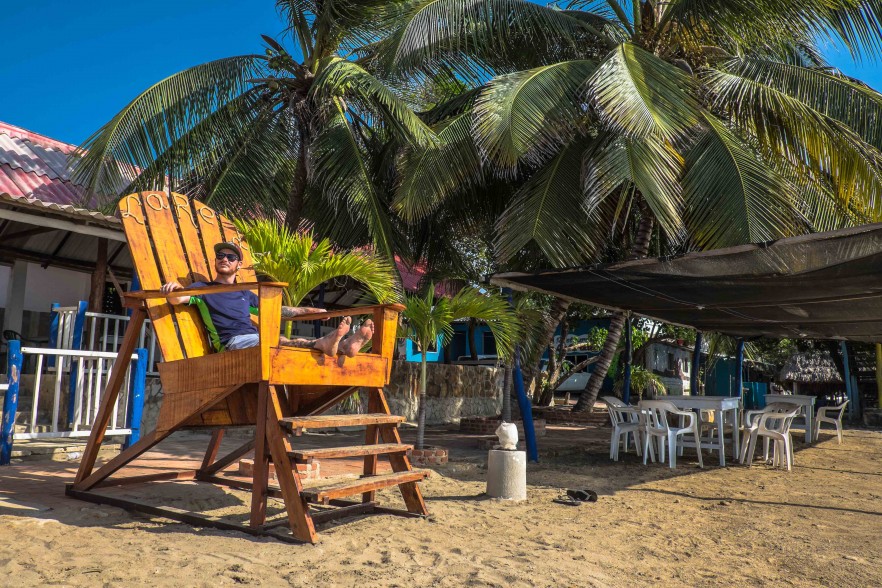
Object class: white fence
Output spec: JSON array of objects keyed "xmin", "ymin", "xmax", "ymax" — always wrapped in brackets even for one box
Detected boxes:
[
  {"xmin": 14, "ymin": 347, "xmax": 137, "ymax": 440},
  {"xmin": 52, "ymin": 306, "xmax": 161, "ymax": 376}
]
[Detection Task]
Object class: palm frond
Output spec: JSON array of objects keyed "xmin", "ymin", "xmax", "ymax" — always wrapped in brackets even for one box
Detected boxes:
[
  {"xmin": 394, "ymin": 111, "xmax": 484, "ymax": 221},
  {"xmin": 239, "ymin": 218, "xmax": 401, "ymax": 306},
  {"xmin": 310, "ymin": 101, "xmax": 396, "ymax": 259},
  {"xmin": 683, "ymin": 115, "xmax": 800, "ymax": 248},
  {"xmin": 311, "ymin": 56, "xmax": 437, "ymax": 147},
  {"xmin": 587, "ymin": 43, "xmax": 702, "ymax": 141},
  {"xmin": 449, "ymin": 287, "xmax": 522, "ymax": 361},
  {"xmin": 377, "ymin": 0, "xmax": 614, "ymax": 79},
  {"xmin": 495, "ymin": 137, "xmax": 602, "ymax": 266},
  {"xmin": 70, "ymin": 56, "xmax": 266, "ymax": 203},
  {"xmin": 473, "ymin": 60, "xmax": 597, "ymax": 173}
]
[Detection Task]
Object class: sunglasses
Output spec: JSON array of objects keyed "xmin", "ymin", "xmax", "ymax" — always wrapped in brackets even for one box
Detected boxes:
[{"xmin": 215, "ymin": 252, "xmax": 240, "ymax": 262}]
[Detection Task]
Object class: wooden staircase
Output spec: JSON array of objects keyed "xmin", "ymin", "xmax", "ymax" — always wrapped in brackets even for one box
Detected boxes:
[{"xmin": 250, "ymin": 398, "xmax": 429, "ymax": 539}]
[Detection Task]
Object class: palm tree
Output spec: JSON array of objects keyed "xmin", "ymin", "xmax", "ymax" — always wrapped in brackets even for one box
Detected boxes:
[
  {"xmin": 388, "ymin": 0, "xmax": 882, "ymax": 411},
  {"xmin": 402, "ymin": 285, "xmax": 521, "ymax": 449},
  {"xmin": 237, "ymin": 218, "xmax": 400, "ymax": 335},
  {"xmin": 70, "ymin": 0, "xmax": 437, "ymax": 258}
]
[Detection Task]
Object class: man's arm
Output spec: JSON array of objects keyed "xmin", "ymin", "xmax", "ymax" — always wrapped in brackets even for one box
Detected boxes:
[
  {"xmin": 281, "ymin": 306, "xmax": 328, "ymax": 319},
  {"xmin": 160, "ymin": 281, "xmax": 191, "ymax": 305}
]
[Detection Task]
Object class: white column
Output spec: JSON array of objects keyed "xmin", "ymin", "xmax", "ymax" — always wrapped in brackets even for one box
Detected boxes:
[{"xmin": 3, "ymin": 260, "xmax": 27, "ymax": 334}]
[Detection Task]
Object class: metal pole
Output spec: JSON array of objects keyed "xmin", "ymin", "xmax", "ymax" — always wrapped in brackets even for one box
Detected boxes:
[
  {"xmin": 734, "ymin": 339, "xmax": 745, "ymax": 399},
  {"xmin": 512, "ymin": 344, "xmax": 538, "ymax": 462},
  {"xmin": 622, "ymin": 314, "xmax": 632, "ymax": 405},
  {"xmin": 841, "ymin": 341, "xmax": 857, "ymax": 421},
  {"xmin": 1, "ymin": 341, "xmax": 23, "ymax": 465},
  {"xmin": 124, "ymin": 348, "xmax": 148, "ymax": 449},
  {"xmin": 691, "ymin": 332, "xmax": 702, "ymax": 395},
  {"xmin": 501, "ymin": 364, "xmax": 512, "ymax": 422}
]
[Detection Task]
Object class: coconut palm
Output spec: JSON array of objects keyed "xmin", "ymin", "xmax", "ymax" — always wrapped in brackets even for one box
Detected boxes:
[
  {"xmin": 69, "ymin": 0, "xmax": 440, "ymax": 258},
  {"xmin": 388, "ymin": 0, "xmax": 882, "ymax": 411},
  {"xmin": 403, "ymin": 285, "xmax": 521, "ymax": 449},
  {"xmin": 237, "ymin": 218, "xmax": 400, "ymax": 332}
]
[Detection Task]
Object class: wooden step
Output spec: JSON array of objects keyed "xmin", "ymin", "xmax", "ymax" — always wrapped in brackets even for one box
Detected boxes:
[
  {"xmin": 289, "ymin": 443, "xmax": 412, "ymax": 462},
  {"xmin": 302, "ymin": 470, "xmax": 429, "ymax": 503},
  {"xmin": 279, "ymin": 413, "xmax": 405, "ymax": 432}
]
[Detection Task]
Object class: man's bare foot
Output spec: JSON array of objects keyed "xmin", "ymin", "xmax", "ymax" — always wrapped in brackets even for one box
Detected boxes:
[
  {"xmin": 339, "ymin": 319, "xmax": 374, "ymax": 357},
  {"xmin": 311, "ymin": 316, "xmax": 351, "ymax": 357}
]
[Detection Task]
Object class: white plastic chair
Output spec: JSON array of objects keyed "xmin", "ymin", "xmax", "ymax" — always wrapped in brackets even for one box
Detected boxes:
[
  {"xmin": 602, "ymin": 396, "xmax": 644, "ymax": 461},
  {"xmin": 744, "ymin": 404, "xmax": 801, "ymax": 470},
  {"xmin": 739, "ymin": 402, "xmax": 795, "ymax": 464},
  {"xmin": 814, "ymin": 400, "xmax": 849, "ymax": 444},
  {"xmin": 639, "ymin": 400, "xmax": 703, "ymax": 469}
]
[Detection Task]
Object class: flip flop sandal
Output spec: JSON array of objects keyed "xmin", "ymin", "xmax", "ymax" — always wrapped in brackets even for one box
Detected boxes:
[
  {"xmin": 552, "ymin": 495, "xmax": 582, "ymax": 506},
  {"xmin": 567, "ymin": 488, "xmax": 598, "ymax": 503}
]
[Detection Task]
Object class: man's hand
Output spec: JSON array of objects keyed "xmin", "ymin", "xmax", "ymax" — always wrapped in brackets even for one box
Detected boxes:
[
  {"xmin": 161, "ymin": 281, "xmax": 190, "ymax": 305},
  {"xmin": 160, "ymin": 281, "xmax": 183, "ymax": 294}
]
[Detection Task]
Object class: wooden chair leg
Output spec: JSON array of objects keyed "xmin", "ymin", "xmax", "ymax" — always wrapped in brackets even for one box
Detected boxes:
[
  {"xmin": 369, "ymin": 387, "xmax": 428, "ymax": 516},
  {"xmin": 250, "ymin": 383, "xmax": 270, "ymax": 528},
  {"xmin": 266, "ymin": 385, "xmax": 317, "ymax": 543},
  {"xmin": 362, "ymin": 389, "xmax": 382, "ymax": 503},
  {"xmin": 199, "ymin": 429, "xmax": 225, "ymax": 472}
]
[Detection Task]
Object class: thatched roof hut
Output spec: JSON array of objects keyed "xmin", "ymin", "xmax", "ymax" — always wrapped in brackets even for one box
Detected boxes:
[{"xmin": 778, "ymin": 352, "xmax": 843, "ymax": 384}]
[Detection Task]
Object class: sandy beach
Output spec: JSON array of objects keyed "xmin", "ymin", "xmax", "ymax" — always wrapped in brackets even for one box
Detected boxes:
[{"xmin": 2, "ymin": 424, "xmax": 882, "ymax": 587}]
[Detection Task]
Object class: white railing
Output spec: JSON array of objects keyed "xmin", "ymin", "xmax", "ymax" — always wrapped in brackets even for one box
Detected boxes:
[
  {"xmin": 14, "ymin": 347, "xmax": 136, "ymax": 440},
  {"xmin": 83, "ymin": 311, "xmax": 161, "ymax": 375},
  {"xmin": 51, "ymin": 306, "xmax": 162, "ymax": 376}
]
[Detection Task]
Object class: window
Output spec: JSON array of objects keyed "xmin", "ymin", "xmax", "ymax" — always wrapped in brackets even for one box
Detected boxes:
[{"xmin": 482, "ymin": 331, "xmax": 497, "ymax": 355}]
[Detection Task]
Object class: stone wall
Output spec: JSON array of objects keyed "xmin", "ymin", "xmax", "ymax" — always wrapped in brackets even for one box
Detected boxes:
[
  {"xmin": 138, "ymin": 360, "xmax": 503, "ymax": 432},
  {"xmin": 378, "ymin": 361, "xmax": 502, "ymax": 424}
]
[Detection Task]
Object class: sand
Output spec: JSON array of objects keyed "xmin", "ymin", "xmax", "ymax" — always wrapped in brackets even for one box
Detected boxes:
[{"xmin": 2, "ymin": 425, "xmax": 882, "ymax": 587}]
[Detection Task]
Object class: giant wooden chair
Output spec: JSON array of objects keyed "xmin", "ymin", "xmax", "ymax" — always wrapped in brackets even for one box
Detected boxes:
[{"xmin": 67, "ymin": 191, "xmax": 428, "ymax": 543}]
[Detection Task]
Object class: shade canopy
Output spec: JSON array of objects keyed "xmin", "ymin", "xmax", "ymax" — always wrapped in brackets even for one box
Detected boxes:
[{"xmin": 491, "ymin": 223, "xmax": 882, "ymax": 342}]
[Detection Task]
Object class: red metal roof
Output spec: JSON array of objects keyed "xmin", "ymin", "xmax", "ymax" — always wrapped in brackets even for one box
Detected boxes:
[{"xmin": 0, "ymin": 121, "xmax": 88, "ymax": 206}]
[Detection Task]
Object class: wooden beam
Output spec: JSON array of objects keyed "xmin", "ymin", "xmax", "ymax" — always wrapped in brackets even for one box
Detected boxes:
[
  {"xmin": 65, "ymin": 487, "xmax": 303, "ymax": 544},
  {"xmin": 89, "ymin": 237, "xmax": 108, "ymax": 312},
  {"xmin": 198, "ymin": 439, "xmax": 255, "ymax": 476},
  {"xmin": 0, "ymin": 207, "xmax": 126, "ymax": 241},
  {"xmin": 2, "ymin": 226, "xmax": 56, "ymax": 240},
  {"xmin": 93, "ymin": 470, "xmax": 197, "ymax": 488}
]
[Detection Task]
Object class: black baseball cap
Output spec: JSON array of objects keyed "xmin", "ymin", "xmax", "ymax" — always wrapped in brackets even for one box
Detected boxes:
[{"xmin": 214, "ymin": 242, "xmax": 243, "ymax": 260}]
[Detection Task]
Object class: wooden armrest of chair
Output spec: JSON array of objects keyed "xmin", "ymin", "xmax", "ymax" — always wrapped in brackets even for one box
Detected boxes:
[
  {"xmin": 284, "ymin": 303, "xmax": 406, "ymax": 322},
  {"xmin": 125, "ymin": 282, "xmax": 288, "ymax": 303}
]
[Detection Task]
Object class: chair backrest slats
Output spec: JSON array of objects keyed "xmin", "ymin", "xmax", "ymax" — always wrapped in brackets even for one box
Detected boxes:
[
  {"xmin": 119, "ymin": 193, "xmax": 187, "ymax": 362},
  {"xmin": 139, "ymin": 192, "xmax": 212, "ymax": 358},
  {"xmin": 193, "ymin": 200, "xmax": 226, "ymax": 282},
  {"xmin": 121, "ymin": 191, "xmax": 269, "ymax": 361},
  {"xmin": 170, "ymin": 192, "xmax": 212, "ymax": 282}
]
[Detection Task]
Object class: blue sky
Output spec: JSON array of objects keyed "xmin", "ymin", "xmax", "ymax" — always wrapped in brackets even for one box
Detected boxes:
[{"xmin": 1, "ymin": 1, "xmax": 880, "ymax": 146}]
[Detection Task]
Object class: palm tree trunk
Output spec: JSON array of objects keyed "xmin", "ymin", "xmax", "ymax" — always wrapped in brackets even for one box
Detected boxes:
[
  {"xmin": 520, "ymin": 297, "xmax": 570, "ymax": 409},
  {"xmin": 416, "ymin": 352, "xmax": 428, "ymax": 450},
  {"xmin": 468, "ymin": 318, "xmax": 479, "ymax": 360},
  {"xmin": 285, "ymin": 127, "xmax": 309, "ymax": 231},
  {"xmin": 573, "ymin": 214, "xmax": 654, "ymax": 412}
]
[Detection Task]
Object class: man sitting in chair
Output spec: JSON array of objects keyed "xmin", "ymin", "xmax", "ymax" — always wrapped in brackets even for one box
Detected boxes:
[{"xmin": 160, "ymin": 242, "xmax": 373, "ymax": 357}]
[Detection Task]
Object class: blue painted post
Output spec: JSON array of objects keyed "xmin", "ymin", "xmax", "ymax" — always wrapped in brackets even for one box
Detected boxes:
[
  {"xmin": 1, "ymin": 341, "xmax": 23, "ymax": 465},
  {"xmin": 840, "ymin": 341, "xmax": 856, "ymax": 421},
  {"xmin": 47, "ymin": 302, "xmax": 60, "ymax": 368},
  {"xmin": 67, "ymin": 300, "xmax": 89, "ymax": 426},
  {"xmin": 512, "ymin": 344, "xmax": 539, "ymax": 462},
  {"xmin": 734, "ymin": 339, "xmax": 745, "ymax": 398},
  {"xmin": 691, "ymin": 332, "xmax": 702, "ymax": 395},
  {"xmin": 124, "ymin": 348, "xmax": 148, "ymax": 449},
  {"xmin": 622, "ymin": 314, "xmax": 632, "ymax": 405}
]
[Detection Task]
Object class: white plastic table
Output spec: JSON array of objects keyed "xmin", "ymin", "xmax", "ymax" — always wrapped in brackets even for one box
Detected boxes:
[
  {"xmin": 763, "ymin": 394, "xmax": 816, "ymax": 443},
  {"xmin": 664, "ymin": 395, "xmax": 741, "ymax": 466}
]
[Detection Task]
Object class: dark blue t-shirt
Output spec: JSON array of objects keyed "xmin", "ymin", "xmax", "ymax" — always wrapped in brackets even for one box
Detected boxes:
[{"xmin": 188, "ymin": 281, "xmax": 259, "ymax": 346}]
